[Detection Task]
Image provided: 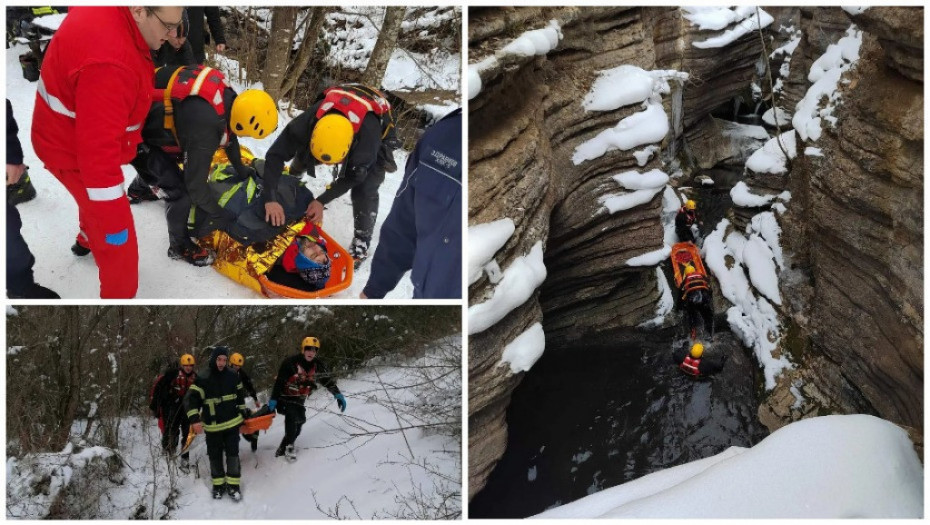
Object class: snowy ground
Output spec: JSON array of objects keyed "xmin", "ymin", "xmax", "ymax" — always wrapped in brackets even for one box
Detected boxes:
[
  {"xmin": 6, "ymin": 42, "xmax": 427, "ymax": 298},
  {"xmin": 7, "ymin": 345, "xmax": 461, "ymax": 519},
  {"xmin": 533, "ymin": 415, "xmax": 923, "ymax": 519}
]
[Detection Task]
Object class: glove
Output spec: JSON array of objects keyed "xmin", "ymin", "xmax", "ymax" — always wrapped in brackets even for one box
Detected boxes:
[
  {"xmin": 268, "ymin": 399, "xmax": 277, "ymax": 411},
  {"xmin": 334, "ymin": 393, "xmax": 346, "ymax": 413}
]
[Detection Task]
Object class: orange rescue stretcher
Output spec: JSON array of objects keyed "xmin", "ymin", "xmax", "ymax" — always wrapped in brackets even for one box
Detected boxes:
[
  {"xmin": 670, "ymin": 242, "xmax": 708, "ymax": 288},
  {"xmin": 240, "ymin": 413, "xmax": 275, "ymax": 435},
  {"xmin": 198, "ymin": 147, "xmax": 354, "ymax": 298}
]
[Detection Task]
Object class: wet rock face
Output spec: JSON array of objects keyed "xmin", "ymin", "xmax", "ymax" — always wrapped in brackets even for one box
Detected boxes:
[
  {"xmin": 768, "ymin": 6, "xmax": 923, "ymax": 432},
  {"xmin": 469, "ymin": 5, "xmax": 924, "ymax": 497},
  {"xmin": 468, "ymin": 7, "xmax": 767, "ymax": 494}
]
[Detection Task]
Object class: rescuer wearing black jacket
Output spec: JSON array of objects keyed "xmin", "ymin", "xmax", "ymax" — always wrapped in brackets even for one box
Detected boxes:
[
  {"xmin": 262, "ymin": 84, "xmax": 399, "ymax": 266},
  {"xmin": 185, "ymin": 346, "xmax": 247, "ymax": 500},
  {"xmin": 268, "ymin": 337, "xmax": 345, "ymax": 460},
  {"xmin": 125, "ymin": 65, "xmax": 277, "ymax": 266},
  {"xmin": 150, "ymin": 354, "xmax": 198, "ymax": 467}
]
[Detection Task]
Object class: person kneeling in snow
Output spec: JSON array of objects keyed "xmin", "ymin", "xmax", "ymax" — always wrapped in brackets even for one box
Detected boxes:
[
  {"xmin": 184, "ymin": 346, "xmax": 247, "ymax": 501},
  {"xmin": 675, "ymin": 342, "xmax": 727, "ymax": 378},
  {"xmin": 268, "ymin": 337, "xmax": 345, "ymax": 461}
]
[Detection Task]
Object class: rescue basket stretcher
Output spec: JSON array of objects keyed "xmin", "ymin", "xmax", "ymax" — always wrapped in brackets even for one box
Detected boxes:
[
  {"xmin": 670, "ymin": 242, "xmax": 708, "ymax": 288},
  {"xmin": 199, "ymin": 147, "xmax": 354, "ymax": 298},
  {"xmin": 240, "ymin": 413, "xmax": 275, "ymax": 434}
]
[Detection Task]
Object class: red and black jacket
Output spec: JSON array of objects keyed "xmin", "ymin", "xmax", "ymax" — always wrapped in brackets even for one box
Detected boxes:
[
  {"xmin": 270, "ymin": 354, "xmax": 340, "ymax": 402},
  {"xmin": 151, "ymin": 366, "xmax": 198, "ymax": 409},
  {"xmin": 680, "ymin": 272, "xmax": 710, "ymax": 301}
]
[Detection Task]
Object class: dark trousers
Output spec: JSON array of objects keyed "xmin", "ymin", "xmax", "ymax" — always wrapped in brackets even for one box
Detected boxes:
[
  {"xmin": 686, "ymin": 303, "xmax": 714, "ymax": 337},
  {"xmin": 278, "ymin": 399, "xmax": 307, "ymax": 448},
  {"xmin": 160, "ymin": 401, "xmax": 190, "ymax": 460},
  {"xmin": 351, "ymin": 166, "xmax": 386, "ymax": 246},
  {"xmin": 6, "ymin": 204, "xmax": 36, "ymax": 297},
  {"xmin": 205, "ymin": 427, "xmax": 241, "ymax": 487},
  {"xmin": 129, "ymin": 145, "xmax": 191, "ymax": 249},
  {"xmin": 676, "ymin": 223, "xmax": 695, "ymax": 244}
]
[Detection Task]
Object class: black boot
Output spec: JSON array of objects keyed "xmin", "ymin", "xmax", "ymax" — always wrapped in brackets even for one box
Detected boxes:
[
  {"xmin": 275, "ymin": 443, "xmax": 286, "ymax": 457},
  {"xmin": 349, "ymin": 238, "xmax": 369, "ymax": 270},
  {"xmin": 127, "ymin": 176, "xmax": 159, "ymax": 204},
  {"xmin": 168, "ymin": 242, "xmax": 215, "ymax": 267},
  {"xmin": 212, "ymin": 484, "xmax": 225, "ymax": 499},
  {"xmin": 227, "ymin": 484, "xmax": 241, "ymax": 502},
  {"xmin": 71, "ymin": 239, "xmax": 91, "ymax": 256},
  {"xmin": 7, "ymin": 172, "xmax": 37, "ymax": 206}
]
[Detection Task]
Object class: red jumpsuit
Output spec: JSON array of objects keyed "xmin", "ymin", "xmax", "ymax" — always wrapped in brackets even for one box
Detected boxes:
[{"xmin": 31, "ymin": 7, "xmax": 154, "ymax": 298}]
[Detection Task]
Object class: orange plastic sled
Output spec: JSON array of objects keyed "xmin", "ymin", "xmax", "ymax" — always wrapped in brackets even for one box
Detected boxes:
[
  {"xmin": 671, "ymin": 242, "xmax": 708, "ymax": 288},
  {"xmin": 240, "ymin": 413, "xmax": 274, "ymax": 434},
  {"xmin": 257, "ymin": 226, "xmax": 354, "ymax": 299},
  {"xmin": 202, "ymin": 146, "xmax": 354, "ymax": 298}
]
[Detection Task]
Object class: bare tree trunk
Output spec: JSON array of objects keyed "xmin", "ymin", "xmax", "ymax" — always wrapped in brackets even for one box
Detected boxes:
[
  {"xmin": 261, "ymin": 6, "xmax": 299, "ymax": 101},
  {"xmin": 361, "ymin": 7, "xmax": 405, "ymax": 87},
  {"xmin": 280, "ymin": 6, "xmax": 331, "ymax": 102}
]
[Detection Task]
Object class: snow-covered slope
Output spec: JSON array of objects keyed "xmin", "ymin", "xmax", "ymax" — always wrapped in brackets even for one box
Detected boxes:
[
  {"xmin": 6, "ymin": 344, "xmax": 461, "ymax": 519},
  {"xmin": 533, "ymin": 415, "xmax": 922, "ymax": 519},
  {"xmin": 7, "ymin": 42, "xmax": 419, "ymax": 298}
]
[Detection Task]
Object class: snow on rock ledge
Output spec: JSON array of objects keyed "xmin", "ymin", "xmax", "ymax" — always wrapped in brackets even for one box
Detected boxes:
[
  {"xmin": 468, "ymin": 242, "xmax": 547, "ymax": 335},
  {"xmin": 534, "ymin": 414, "xmax": 923, "ymax": 518}
]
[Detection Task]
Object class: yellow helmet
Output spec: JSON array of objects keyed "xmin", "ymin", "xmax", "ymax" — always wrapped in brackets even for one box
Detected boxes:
[
  {"xmin": 310, "ymin": 114, "xmax": 353, "ymax": 164},
  {"xmin": 230, "ymin": 89, "xmax": 278, "ymax": 139},
  {"xmin": 685, "ymin": 199, "xmax": 697, "ymax": 211},
  {"xmin": 301, "ymin": 336, "xmax": 320, "ymax": 351},
  {"xmin": 230, "ymin": 352, "xmax": 244, "ymax": 367},
  {"xmin": 180, "ymin": 354, "xmax": 195, "ymax": 366},
  {"xmin": 690, "ymin": 343, "xmax": 704, "ymax": 359},
  {"xmin": 684, "ymin": 265, "xmax": 696, "ymax": 276}
]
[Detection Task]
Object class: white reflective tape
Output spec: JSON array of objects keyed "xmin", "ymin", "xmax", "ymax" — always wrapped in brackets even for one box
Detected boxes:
[
  {"xmin": 329, "ymin": 89, "xmax": 373, "ymax": 112},
  {"xmin": 190, "ymin": 66, "xmax": 213, "ymax": 96},
  {"xmin": 37, "ymin": 78, "xmax": 76, "ymax": 118},
  {"xmin": 348, "ymin": 111, "xmax": 361, "ymax": 124},
  {"xmin": 86, "ymin": 184, "xmax": 125, "ymax": 201},
  {"xmin": 213, "ymin": 90, "xmax": 223, "ymax": 106},
  {"xmin": 39, "ymin": 78, "xmax": 142, "ymax": 133},
  {"xmin": 321, "ymin": 101, "xmax": 334, "ymax": 112}
]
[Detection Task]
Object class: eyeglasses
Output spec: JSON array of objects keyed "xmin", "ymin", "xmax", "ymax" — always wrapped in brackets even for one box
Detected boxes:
[{"xmin": 148, "ymin": 8, "xmax": 182, "ymax": 35}]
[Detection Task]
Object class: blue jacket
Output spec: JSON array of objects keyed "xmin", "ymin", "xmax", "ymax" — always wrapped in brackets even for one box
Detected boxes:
[{"xmin": 363, "ymin": 109, "xmax": 462, "ymax": 299}]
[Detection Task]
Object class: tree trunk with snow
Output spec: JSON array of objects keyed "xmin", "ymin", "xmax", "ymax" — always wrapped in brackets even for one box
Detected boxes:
[
  {"xmin": 281, "ymin": 7, "xmax": 330, "ymax": 102},
  {"xmin": 262, "ymin": 6, "xmax": 299, "ymax": 102},
  {"xmin": 361, "ymin": 7, "xmax": 405, "ymax": 87}
]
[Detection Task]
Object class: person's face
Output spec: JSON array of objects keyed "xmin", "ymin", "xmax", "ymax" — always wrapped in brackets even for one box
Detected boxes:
[
  {"xmin": 303, "ymin": 347, "xmax": 317, "ymax": 361},
  {"xmin": 168, "ymin": 34, "xmax": 187, "ymax": 50},
  {"xmin": 299, "ymin": 239, "xmax": 328, "ymax": 265},
  {"xmin": 132, "ymin": 6, "xmax": 183, "ymax": 50},
  {"xmin": 216, "ymin": 354, "xmax": 227, "ymax": 370},
  {"xmin": 181, "ymin": 364, "xmax": 194, "ymax": 374},
  {"xmin": 231, "ymin": 364, "xmax": 240, "ymax": 372}
]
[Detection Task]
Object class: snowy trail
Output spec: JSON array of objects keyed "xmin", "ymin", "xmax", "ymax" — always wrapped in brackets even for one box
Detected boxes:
[
  {"xmin": 8, "ymin": 349, "xmax": 460, "ymax": 519},
  {"xmin": 7, "ymin": 43, "xmax": 414, "ymax": 298}
]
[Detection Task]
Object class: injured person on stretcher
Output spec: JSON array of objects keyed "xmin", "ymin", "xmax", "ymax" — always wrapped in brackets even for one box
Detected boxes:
[{"xmin": 191, "ymin": 158, "xmax": 333, "ymax": 293}]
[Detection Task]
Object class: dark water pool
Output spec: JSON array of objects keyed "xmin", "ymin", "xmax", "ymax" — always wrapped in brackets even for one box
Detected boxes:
[{"xmin": 469, "ymin": 333, "xmax": 767, "ymax": 518}]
